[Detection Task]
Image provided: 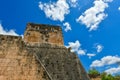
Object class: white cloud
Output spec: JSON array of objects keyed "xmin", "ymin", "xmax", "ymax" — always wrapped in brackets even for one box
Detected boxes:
[
  {"xmin": 118, "ymin": 7, "xmax": 120, "ymax": 11},
  {"xmin": 87, "ymin": 53, "xmax": 96, "ymax": 59},
  {"xmin": 69, "ymin": 0, "xmax": 78, "ymax": 7},
  {"xmin": 63, "ymin": 22, "xmax": 71, "ymax": 32},
  {"xmin": 76, "ymin": 0, "xmax": 112, "ymax": 31},
  {"xmin": 0, "ymin": 23, "xmax": 19, "ymax": 36},
  {"xmin": 105, "ymin": 66, "xmax": 120, "ymax": 75},
  {"xmin": 78, "ymin": 50, "xmax": 86, "ymax": 55},
  {"xmin": 96, "ymin": 44, "xmax": 103, "ymax": 53},
  {"xmin": 66, "ymin": 40, "xmax": 86, "ymax": 55},
  {"xmin": 90, "ymin": 56, "xmax": 120, "ymax": 67},
  {"xmin": 39, "ymin": 0, "xmax": 70, "ymax": 22}
]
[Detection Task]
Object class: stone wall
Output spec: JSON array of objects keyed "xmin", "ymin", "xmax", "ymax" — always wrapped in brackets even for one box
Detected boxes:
[
  {"xmin": 0, "ymin": 35, "xmax": 50, "ymax": 80},
  {"xmin": 0, "ymin": 23, "xmax": 90, "ymax": 80},
  {"xmin": 90, "ymin": 77, "xmax": 101, "ymax": 80},
  {"xmin": 0, "ymin": 36, "xmax": 90, "ymax": 80},
  {"xmin": 24, "ymin": 23, "xmax": 64, "ymax": 45},
  {"xmin": 26, "ymin": 43, "xmax": 90, "ymax": 80}
]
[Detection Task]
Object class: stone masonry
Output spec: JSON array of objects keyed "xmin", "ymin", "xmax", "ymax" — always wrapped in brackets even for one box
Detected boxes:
[
  {"xmin": 24, "ymin": 23, "xmax": 63, "ymax": 45},
  {"xmin": 0, "ymin": 23, "xmax": 90, "ymax": 80}
]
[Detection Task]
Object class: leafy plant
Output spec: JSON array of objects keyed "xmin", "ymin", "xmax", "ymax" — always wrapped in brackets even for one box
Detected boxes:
[{"xmin": 88, "ymin": 68, "xmax": 100, "ymax": 78}]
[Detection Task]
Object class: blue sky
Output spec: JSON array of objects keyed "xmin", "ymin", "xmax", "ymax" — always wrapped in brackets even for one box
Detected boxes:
[{"xmin": 0, "ymin": 0, "xmax": 120, "ymax": 75}]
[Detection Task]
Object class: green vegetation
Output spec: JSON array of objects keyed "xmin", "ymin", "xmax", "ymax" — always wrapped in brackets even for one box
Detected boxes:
[
  {"xmin": 88, "ymin": 69, "xmax": 100, "ymax": 78},
  {"xmin": 114, "ymin": 75, "xmax": 120, "ymax": 80},
  {"xmin": 101, "ymin": 72, "xmax": 115, "ymax": 80},
  {"xmin": 88, "ymin": 69, "xmax": 120, "ymax": 80}
]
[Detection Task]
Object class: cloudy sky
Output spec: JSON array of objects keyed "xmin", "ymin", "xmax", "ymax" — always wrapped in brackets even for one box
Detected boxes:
[{"xmin": 0, "ymin": 0, "xmax": 120, "ymax": 75}]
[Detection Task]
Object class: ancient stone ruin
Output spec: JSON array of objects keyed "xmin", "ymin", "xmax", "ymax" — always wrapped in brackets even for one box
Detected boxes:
[{"xmin": 0, "ymin": 23, "xmax": 90, "ymax": 80}]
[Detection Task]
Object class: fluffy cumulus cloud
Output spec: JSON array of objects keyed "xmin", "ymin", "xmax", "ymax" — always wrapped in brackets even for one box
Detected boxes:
[
  {"xmin": 105, "ymin": 66, "xmax": 120, "ymax": 74},
  {"xmin": 96, "ymin": 44, "xmax": 103, "ymax": 53},
  {"xmin": 39, "ymin": 0, "xmax": 70, "ymax": 22},
  {"xmin": 63, "ymin": 22, "xmax": 71, "ymax": 32},
  {"xmin": 76, "ymin": 0, "xmax": 113, "ymax": 31},
  {"xmin": 66, "ymin": 40, "xmax": 86, "ymax": 55},
  {"xmin": 90, "ymin": 56, "xmax": 120, "ymax": 67},
  {"xmin": 87, "ymin": 53, "xmax": 96, "ymax": 59},
  {"xmin": 0, "ymin": 23, "xmax": 19, "ymax": 36}
]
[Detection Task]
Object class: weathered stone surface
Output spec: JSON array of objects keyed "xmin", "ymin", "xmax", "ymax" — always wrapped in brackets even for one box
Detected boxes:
[
  {"xmin": 0, "ymin": 23, "xmax": 90, "ymax": 80},
  {"xmin": 0, "ymin": 35, "xmax": 50, "ymax": 80},
  {"xmin": 26, "ymin": 44, "xmax": 90, "ymax": 80},
  {"xmin": 24, "ymin": 23, "xmax": 64, "ymax": 45},
  {"xmin": 90, "ymin": 77, "xmax": 101, "ymax": 80}
]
